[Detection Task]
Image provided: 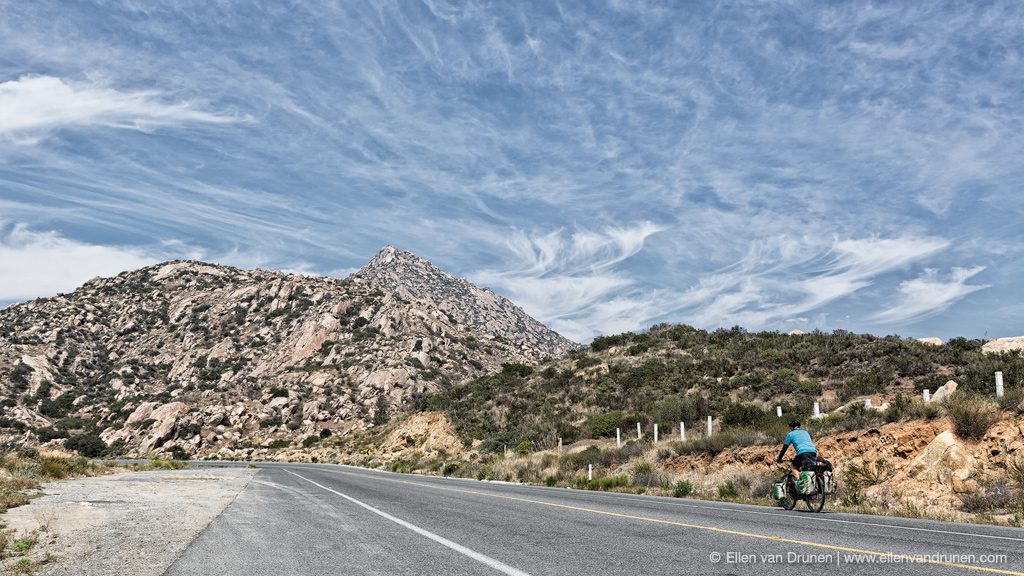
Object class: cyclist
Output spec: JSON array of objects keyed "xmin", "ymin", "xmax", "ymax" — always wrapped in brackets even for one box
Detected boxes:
[{"xmin": 775, "ymin": 420, "xmax": 816, "ymax": 480}]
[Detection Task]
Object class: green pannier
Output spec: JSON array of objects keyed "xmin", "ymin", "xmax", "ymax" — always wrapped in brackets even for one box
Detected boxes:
[
  {"xmin": 798, "ymin": 471, "xmax": 817, "ymax": 495},
  {"xmin": 772, "ymin": 482, "xmax": 787, "ymax": 500}
]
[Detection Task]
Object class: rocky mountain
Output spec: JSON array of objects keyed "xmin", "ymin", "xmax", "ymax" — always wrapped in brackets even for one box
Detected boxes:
[
  {"xmin": 0, "ymin": 248, "xmax": 576, "ymax": 459},
  {"xmin": 358, "ymin": 247, "xmax": 576, "ymax": 357}
]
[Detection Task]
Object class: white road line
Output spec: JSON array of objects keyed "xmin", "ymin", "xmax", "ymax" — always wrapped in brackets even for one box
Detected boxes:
[
  {"xmin": 313, "ymin": 464, "xmax": 1024, "ymax": 544},
  {"xmin": 283, "ymin": 469, "xmax": 532, "ymax": 576}
]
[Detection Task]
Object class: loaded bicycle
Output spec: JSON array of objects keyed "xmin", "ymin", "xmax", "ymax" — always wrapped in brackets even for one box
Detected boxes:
[{"xmin": 773, "ymin": 459, "xmax": 835, "ymax": 513}]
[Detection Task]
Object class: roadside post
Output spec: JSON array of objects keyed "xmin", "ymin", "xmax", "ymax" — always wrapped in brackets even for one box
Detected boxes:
[
  {"xmin": 865, "ymin": 399, "xmax": 872, "ymax": 409},
  {"xmin": 996, "ymin": 372, "xmax": 1004, "ymax": 398},
  {"xmin": 776, "ymin": 406, "xmax": 782, "ymax": 418},
  {"xmin": 588, "ymin": 464, "xmax": 593, "ymax": 481},
  {"xmin": 706, "ymin": 415, "xmax": 712, "ymax": 438},
  {"xmin": 813, "ymin": 402, "xmax": 820, "ymax": 419},
  {"xmin": 616, "ymin": 428, "xmax": 621, "ymax": 448},
  {"xmin": 558, "ymin": 437, "xmax": 562, "ymax": 456},
  {"xmin": 923, "ymin": 389, "xmax": 930, "ymax": 403},
  {"xmin": 637, "ymin": 422, "xmax": 642, "ymax": 440},
  {"xmin": 654, "ymin": 423, "xmax": 659, "ymax": 443},
  {"xmin": 680, "ymin": 421, "xmax": 685, "ymax": 441}
]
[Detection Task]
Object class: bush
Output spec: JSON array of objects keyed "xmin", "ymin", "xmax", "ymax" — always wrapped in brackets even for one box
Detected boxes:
[
  {"xmin": 267, "ymin": 439, "xmax": 291, "ymax": 450},
  {"xmin": 845, "ymin": 459, "xmax": 894, "ymax": 491},
  {"xmin": 946, "ymin": 395, "xmax": 1002, "ymax": 440},
  {"xmin": 998, "ymin": 388, "xmax": 1024, "ymax": 415},
  {"xmin": 959, "ymin": 480, "xmax": 1018, "ymax": 513},
  {"xmin": 544, "ymin": 475, "xmax": 559, "ymax": 487},
  {"xmin": 586, "ymin": 411, "xmax": 626, "ymax": 438},
  {"xmin": 64, "ymin": 432, "xmax": 106, "ymax": 457},
  {"xmin": 718, "ymin": 480, "xmax": 739, "ymax": 498},
  {"xmin": 673, "ymin": 480, "xmax": 693, "ymax": 498}
]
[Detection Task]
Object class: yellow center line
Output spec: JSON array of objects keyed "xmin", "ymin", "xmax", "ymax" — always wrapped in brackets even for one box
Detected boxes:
[{"xmin": 322, "ymin": 468, "xmax": 1024, "ymax": 576}]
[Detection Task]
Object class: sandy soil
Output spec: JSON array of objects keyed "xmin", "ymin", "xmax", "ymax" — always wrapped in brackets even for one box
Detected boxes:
[{"xmin": 1, "ymin": 466, "xmax": 255, "ymax": 575}]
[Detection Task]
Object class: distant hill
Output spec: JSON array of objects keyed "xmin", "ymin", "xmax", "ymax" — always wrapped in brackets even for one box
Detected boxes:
[{"xmin": 0, "ymin": 247, "xmax": 575, "ymax": 459}]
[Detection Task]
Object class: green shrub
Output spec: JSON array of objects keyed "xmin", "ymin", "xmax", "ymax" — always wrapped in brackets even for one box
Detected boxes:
[
  {"xmin": 64, "ymin": 432, "xmax": 106, "ymax": 457},
  {"xmin": 673, "ymin": 480, "xmax": 693, "ymax": 498},
  {"xmin": 718, "ymin": 480, "xmax": 739, "ymax": 498},
  {"xmin": 267, "ymin": 439, "xmax": 291, "ymax": 450},
  {"xmin": 544, "ymin": 475, "xmax": 559, "ymax": 486},
  {"xmin": 946, "ymin": 394, "xmax": 1002, "ymax": 440},
  {"xmin": 845, "ymin": 459, "xmax": 894, "ymax": 491}
]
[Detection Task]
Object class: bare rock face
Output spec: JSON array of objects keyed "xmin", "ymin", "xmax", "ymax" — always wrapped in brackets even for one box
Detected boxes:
[
  {"xmin": 982, "ymin": 336, "xmax": 1024, "ymax": 354},
  {"xmin": 916, "ymin": 337, "xmax": 943, "ymax": 346},
  {"xmin": 358, "ymin": 247, "xmax": 577, "ymax": 357},
  {"xmin": 0, "ymin": 248, "xmax": 575, "ymax": 458}
]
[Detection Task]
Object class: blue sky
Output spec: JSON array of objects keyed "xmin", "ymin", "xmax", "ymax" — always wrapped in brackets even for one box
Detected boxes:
[{"xmin": 1, "ymin": 1, "xmax": 1022, "ymax": 343}]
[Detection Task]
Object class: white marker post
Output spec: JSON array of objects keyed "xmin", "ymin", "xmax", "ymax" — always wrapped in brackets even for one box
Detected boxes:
[
  {"xmin": 616, "ymin": 428, "xmax": 621, "ymax": 448},
  {"xmin": 706, "ymin": 415, "xmax": 713, "ymax": 438},
  {"xmin": 776, "ymin": 406, "xmax": 782, "ymax": 418},
  {"xmin": 558, "ymin": 437, "xmax": 562, "ymax": 456},
  {"xmin": 654, "ymin": 423, "xmax": 659, "ymax": 443},
  {"xmin": 813, "ymin": 402, "xmax": 820, "ymax": 419},
  {"xmin": 588, "ymin": 464, "xmax": 593, "ymax": 481},
  {"xmin": 865, "ymin": 399, "xmax": 872, "ymax": 409},
  {"xmin": 637, "ymin": 422, "xmax": 642, "ymax": 440},
  {"xmin": 923, "ymin": 389, "xmax": 930, "ymax": 403},
  {"xmin": 996, "ymin": 372, "xmax": 1004, "ymax": 398},
  {"xmin": 680, "ymin": 421, "xmax": 686, "ymax": 441}
]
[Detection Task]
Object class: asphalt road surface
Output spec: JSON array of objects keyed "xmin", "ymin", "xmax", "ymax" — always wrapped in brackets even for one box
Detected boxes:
[{"xmin": 164, "ymin": 462, "xmax": 1024, "ymax": 575}]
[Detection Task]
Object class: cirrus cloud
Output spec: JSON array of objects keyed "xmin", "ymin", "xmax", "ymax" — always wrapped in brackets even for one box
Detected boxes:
[{"xmin": 0, "ymin": 75, "xmax": 240, "ymax": 145}]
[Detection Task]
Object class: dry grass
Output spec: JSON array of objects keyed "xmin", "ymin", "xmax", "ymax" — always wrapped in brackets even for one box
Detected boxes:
[{"xmin": 946, "ymin": 395, "xmax": 1003, "ymax": 440}]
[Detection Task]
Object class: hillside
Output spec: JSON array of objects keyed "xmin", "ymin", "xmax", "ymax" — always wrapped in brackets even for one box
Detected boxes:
[
  {"xmin": 414, "ymin": 324, "xmax": 1024, "ymax": 451},
  {"xmin": 0, "ymin": 248, "xmax": 575, "ymax": 459}
]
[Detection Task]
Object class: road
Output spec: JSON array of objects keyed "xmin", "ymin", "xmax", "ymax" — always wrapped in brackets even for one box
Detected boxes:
[{"xmin": 164, "ymin": 462, "xmax": 1024, "ymax": 575}]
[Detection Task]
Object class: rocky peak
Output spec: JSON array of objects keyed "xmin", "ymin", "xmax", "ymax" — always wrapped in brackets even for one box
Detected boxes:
[{"xmin": 358, "ymin": 246, "xmax": 577, "ymax": 357}]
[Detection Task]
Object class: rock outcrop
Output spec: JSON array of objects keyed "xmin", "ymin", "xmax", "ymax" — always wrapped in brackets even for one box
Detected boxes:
[{"xmin": 982, "ymin": 336, "xmax": 1024, "ymax": 355}]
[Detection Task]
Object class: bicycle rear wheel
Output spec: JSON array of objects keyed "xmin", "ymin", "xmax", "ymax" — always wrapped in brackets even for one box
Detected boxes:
[{"xmin": 807, "ymin": 477, "xmax": 826, "ymax": 512}]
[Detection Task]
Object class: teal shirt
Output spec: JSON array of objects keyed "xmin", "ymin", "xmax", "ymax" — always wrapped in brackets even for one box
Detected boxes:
[{"xmin": 784, "ymin": 429, "xmax": 816, "ymax": 455}]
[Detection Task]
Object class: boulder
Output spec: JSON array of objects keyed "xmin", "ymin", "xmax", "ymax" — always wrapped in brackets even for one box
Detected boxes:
[
  {"xmin": 916, "ymin": 337, "xmax": 943, "ymax": 346},
  {"xmin": 125, "ymin": 401, "xmax": 159, "ymax": 427},
  {"xmin": 982, "ymin": 336, "xmax": 1024, "ymax": 355},
  {"xmin": 905, "ymin": 430, "xmax": 976, "ymax": 484},
  {"xmin": 932, "ymin": 380, "xmax": 958, "ymax": 404},
  {"xmin": 140, "ymin": 402, "xmax": 187, "ymax": 452}
]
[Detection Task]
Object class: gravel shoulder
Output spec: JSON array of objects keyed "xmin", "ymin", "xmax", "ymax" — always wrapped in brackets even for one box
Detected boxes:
[{"xmin": 1, "ymin": 466, "xmax": 256, "ymax": 575}]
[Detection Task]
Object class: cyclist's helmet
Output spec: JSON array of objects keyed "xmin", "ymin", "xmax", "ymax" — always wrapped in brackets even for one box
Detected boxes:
[{"xmin": 788, "ymin": 420, "xmax": 801, "ymax": 429}]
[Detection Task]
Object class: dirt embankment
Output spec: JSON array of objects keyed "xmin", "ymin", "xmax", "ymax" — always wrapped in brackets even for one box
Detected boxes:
[
  {"xmin": 2, "ymin": 467, "xmax": 255, "ymax": 575},
  {"xmin": 664, "ymin": 417, "xmax": 1024, "ymax": 519}
]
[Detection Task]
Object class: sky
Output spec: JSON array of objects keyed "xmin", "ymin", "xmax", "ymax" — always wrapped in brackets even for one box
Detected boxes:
[{"xmin": 1, "ymin": 1, "xmax": 1022, "ymax": 343}]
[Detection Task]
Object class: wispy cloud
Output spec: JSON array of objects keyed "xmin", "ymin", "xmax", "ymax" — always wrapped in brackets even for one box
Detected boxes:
[
  {"xmin": 0, "ymin": 75, "xmax": 239, "ymax": 144},
  {"xmin": 872, "ymin": 267, "xmax": 989, "ymax": 324},
  {"xmin": 470, "ymin": 223, "xmax": 663, "ymax": 341},
  {"xmin": 681, "ymin": 236, "xmax": 952, "ymax": 330}
]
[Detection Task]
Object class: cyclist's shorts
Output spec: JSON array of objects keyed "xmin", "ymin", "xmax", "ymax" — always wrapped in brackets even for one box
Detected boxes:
[{"xmin": 793, "ymin": 452, "xmax": 817, "ymax": 470}]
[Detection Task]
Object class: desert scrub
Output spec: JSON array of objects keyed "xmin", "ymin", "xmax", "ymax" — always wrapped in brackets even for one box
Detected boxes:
[
  {"xmin": 946, "ymin": 394, "xmax": 1002, "ymax": 440},
  {"xmin": 717, "ymin": 480, "xmax": 740, "ymax": 499},
  {"xmin": 630, "ymin": 462, "xmax": 668, "ymax": 488},
  {"xmin": 845, "ymin": 459, "xmax": 895, "ymax": 491},
  {"xmin": 673, "ymin": 480, "xmax": 693, "ymax": 498}
]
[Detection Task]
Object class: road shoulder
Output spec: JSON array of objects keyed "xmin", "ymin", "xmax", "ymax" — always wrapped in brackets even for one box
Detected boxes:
[{"xmin": 1, "ymin": 466, "xmax": 256, "ymax": 575}]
